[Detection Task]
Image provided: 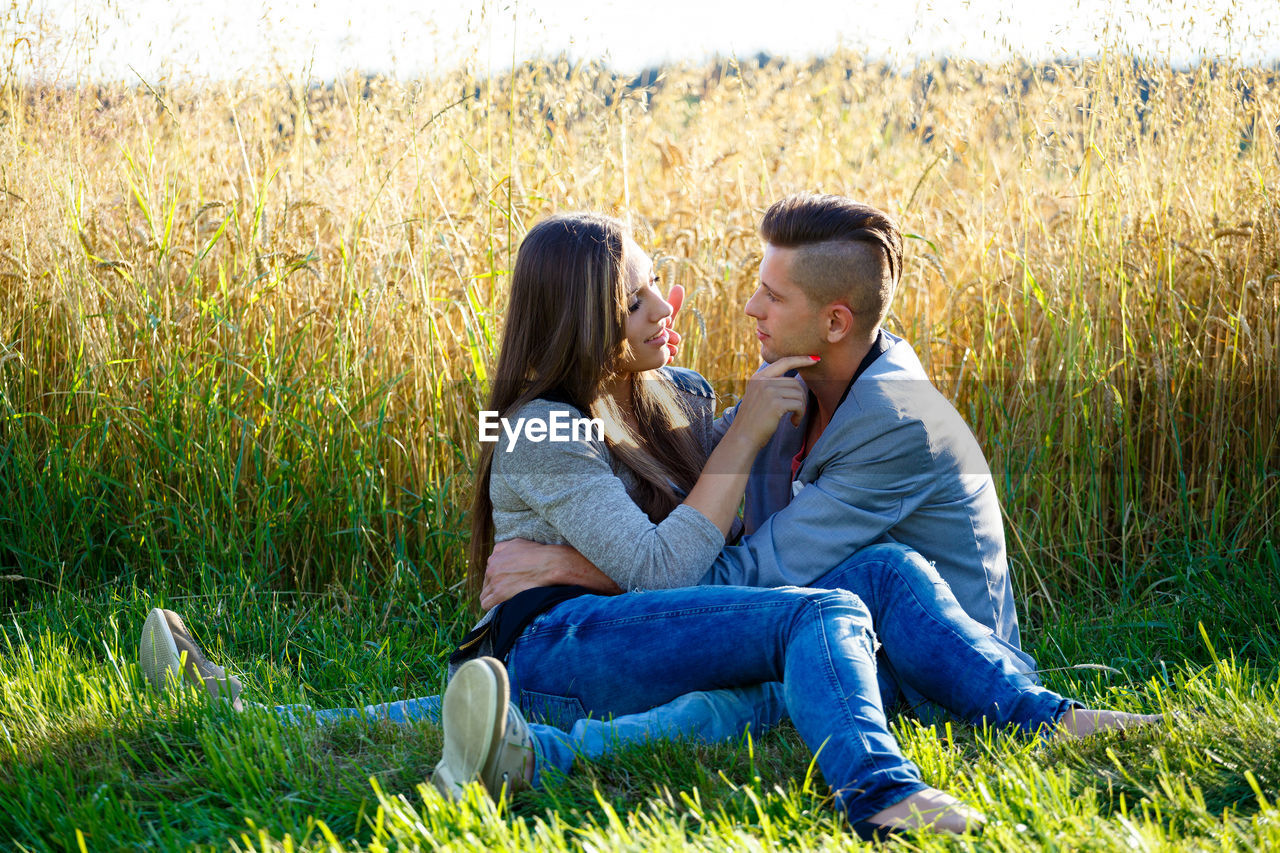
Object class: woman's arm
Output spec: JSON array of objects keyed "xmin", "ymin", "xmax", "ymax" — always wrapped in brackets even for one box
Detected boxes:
[
  {"xmin": 491, "ymin": 357, "xmax": 812, "ymax": 592},
  {"xmin": 665, "ymin": 355, "xmax": 814, "ymax": 535}
]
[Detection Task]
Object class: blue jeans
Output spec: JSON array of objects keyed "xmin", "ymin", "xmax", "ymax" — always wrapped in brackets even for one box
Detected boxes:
[
  {"xmin": 271, "ymin": 696, "xmax": 444, "ymax": 726},
  {"xmin": 816, "ymin": 544, "xmax": 1049, "ymax": 724},
  {"xmin": 597, "ymin": 543, "xmax": 1053, "ymax": 749},
  {"xmin": 269, "ymin": 687, "xmax": 786, "ymax": 790},
  {"xmin": 527, "ymin": 682, "xmax": 786, "ymax": 787},
  {"xmin": 724, "ymin": 543, "xmax": 1046, "ymax": 728},
  {"xmin": 507, "ymin": 582, "xmax": 923, "ymax": 819},
  {"xmin": 505, "ymin": 543, "xmax": 1073, "ymax": 821}
]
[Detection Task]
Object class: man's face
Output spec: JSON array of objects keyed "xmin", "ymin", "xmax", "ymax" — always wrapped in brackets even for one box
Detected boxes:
[{"xmin": 745, "ymin": 243, "xmax": 826, "ymax": 363}]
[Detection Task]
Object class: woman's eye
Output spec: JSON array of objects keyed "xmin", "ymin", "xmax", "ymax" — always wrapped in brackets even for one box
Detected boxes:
[{"xmin": 628, "ymin": 297, "xmax": 642, "ymax": 313}]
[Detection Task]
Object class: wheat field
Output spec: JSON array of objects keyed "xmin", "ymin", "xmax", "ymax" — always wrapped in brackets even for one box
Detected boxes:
[{"xmin": 2, "ymin": 53, "xmax": 1275, "ymax": 601}]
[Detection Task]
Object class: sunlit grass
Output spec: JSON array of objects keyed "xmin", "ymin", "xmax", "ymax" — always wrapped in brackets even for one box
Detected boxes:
[{"xmin": 1, "ymin": 593, "xmax": 1278, "ymax": 850}]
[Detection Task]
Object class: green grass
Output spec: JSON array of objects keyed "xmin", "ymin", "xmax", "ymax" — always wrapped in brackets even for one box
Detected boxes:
[{"xmin": 1, "ymin": 553, "xmax": 1277, "ymax": 851}]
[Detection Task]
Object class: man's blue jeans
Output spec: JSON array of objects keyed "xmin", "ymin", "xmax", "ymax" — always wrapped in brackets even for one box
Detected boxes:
[{"xmin": 504, "ymin": 543, "xmax": 1074, "ymax": 821}]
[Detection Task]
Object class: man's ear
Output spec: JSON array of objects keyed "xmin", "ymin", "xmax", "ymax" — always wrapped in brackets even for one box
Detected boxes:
[{"xmin": 825, "ymin": 304, "xmax": 856, "ymax": 343}]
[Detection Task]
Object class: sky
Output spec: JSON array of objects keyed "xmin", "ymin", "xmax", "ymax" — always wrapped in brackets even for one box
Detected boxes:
[{"xmin": 6, "ymin": 0, "xmax": 1279, "ymax": 83}]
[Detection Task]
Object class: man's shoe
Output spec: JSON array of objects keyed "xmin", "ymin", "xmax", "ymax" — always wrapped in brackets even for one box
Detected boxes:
[
  {"xmin": 1055, "ymin": 707, "xmax": 1163, "ymax": 739},
  {"xmin": 852, "ymin": 787, "xmax": 986, "ymax": 840},
  {"xmin": 139, "ymin": 608, "xmax": 244, "ymax": 711},
  {"xmin": 431, "ymin": 656, "xmax": 535, "ymax": 801}
]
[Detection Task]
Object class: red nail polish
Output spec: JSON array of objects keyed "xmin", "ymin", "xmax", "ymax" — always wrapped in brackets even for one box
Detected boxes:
[{"xmin": 810, "ymin": 355, "xmax": 821, "ymax": 362}]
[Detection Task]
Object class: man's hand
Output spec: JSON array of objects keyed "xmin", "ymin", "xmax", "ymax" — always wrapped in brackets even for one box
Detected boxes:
[
  {"xmin": 664, "ymin": 284, "xmax": 685, "ymax": 361},
  {"xmin": 480, "ymin": 539, "xmax": 622, "ymax": 609}
]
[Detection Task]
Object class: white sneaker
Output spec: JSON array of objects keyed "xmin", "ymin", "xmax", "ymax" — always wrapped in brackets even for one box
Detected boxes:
[
  {"xmin": 431, "ymin": 656, "xmax": 534, "ymax": 800},
  {"xmin": 139, "ymin": 608, "xmax": 243, "ymax": 711}
]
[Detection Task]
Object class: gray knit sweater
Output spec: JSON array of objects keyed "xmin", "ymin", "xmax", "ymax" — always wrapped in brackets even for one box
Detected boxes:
[
  {"xmin": 452, "ymin": 368, "xmax": 726, "ymax": 672},
  {"xmin": 488, "ymin": 367, "xmax": 724, "ymax": 590}
]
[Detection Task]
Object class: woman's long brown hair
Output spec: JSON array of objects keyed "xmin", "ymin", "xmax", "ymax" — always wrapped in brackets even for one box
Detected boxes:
[{"xmin": 466, "ymin": 213, "xmax": 707, "ymax": 601}]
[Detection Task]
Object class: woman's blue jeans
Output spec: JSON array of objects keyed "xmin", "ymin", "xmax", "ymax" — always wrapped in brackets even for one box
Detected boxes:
[
  {"xmin": 268, "ymin": 689, "xmax": 787, "ymax": 790},
  {"xmin": 505, "ymin": 543, "xmax": 1074, "ymax": 821}
]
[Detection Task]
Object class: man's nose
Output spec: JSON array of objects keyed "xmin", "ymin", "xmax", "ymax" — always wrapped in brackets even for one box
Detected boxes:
[{"xmin": 744, "ymin": 289, "xmax": 763, "ymax": 318}]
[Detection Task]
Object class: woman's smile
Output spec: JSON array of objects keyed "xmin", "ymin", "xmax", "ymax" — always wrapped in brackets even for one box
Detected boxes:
[{"xmin": 644, "ymin": 329, "xmax": 670, "ymax": 346}]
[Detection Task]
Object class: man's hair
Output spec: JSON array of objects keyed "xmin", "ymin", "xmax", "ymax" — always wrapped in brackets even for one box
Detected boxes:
[{"xmin": 759, "ymin": 193, "xmax": 903, "ymax": 330}]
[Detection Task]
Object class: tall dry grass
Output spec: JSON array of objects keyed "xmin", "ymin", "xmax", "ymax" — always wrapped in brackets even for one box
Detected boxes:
[{"xmin": 0, "ymin": 53, "xmax": 1276, "ymax": 603}]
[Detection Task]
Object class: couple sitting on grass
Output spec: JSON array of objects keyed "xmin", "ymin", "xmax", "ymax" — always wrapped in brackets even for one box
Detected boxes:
[{"xmin": 139, "ymin": 193, "xmax": 1160, "ymax": 841}]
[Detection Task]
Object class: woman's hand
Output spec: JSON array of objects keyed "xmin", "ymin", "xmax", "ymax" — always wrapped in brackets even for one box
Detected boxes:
[
  {"xmin": 725, "ymin": 355, "xmax": 815, "ymax": 449},
  {"xmin": 663, "ymin": 284, "xmax": 684, "ymax": 361},
  {"xmin": 683, "ymin": 354, "xmax": 814, "ymax": 535}
]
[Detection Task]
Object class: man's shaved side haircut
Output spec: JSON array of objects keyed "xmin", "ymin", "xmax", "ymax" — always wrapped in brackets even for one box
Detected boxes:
[{"xmin": 759, "ymin": 193, "xmax": 903, "ymax": 330}]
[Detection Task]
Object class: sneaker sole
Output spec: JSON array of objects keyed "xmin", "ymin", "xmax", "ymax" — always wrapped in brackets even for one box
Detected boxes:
[
  {"xmin": 477, "ymin": 657, "xmax": 520, "ymax": 795},
  {"xmin": 431, "ymin": 657, "xmax": 508, "ymax": 801},
  {"xmin": 139, "ymin": 608, "xmax": 182, "ymax": 690}
]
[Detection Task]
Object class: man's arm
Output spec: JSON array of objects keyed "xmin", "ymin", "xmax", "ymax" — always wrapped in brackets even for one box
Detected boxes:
[{"xmin": 479, "ymin": 539, "xmax": 620, "ymax": 609}]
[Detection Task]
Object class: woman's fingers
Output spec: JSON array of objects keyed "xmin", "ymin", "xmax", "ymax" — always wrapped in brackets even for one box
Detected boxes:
[
  {"xmin": 664, "ymin": 285, "xmax": 685, "ymax": 360},
  {"xmin": 664, "ymin": 325, "xmax": 682, "ymax": 360},
  {"xmin": 732, "ymin": 355, "xmax": 819, "ymax": 441},
  {"xmin": 768, "ymin": 382, "xmax": 807, "ymax": 427},
  {"xmin": 667, "ymin": 283, "xmax": 685, "ymax": 317},
  {"xmin": 755, "ymin": 354, "xmax": 820, "ymax": 377}
]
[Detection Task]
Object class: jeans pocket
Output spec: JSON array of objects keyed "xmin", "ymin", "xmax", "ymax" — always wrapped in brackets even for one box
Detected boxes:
[{"xmin": 519, "ymin": 690, "xmax": 588, "ymax": 731}]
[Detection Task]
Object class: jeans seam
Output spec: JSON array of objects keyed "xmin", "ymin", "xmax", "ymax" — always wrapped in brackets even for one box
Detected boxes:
[
  {"xmin": 809, "ymin": 594, "xmax": 889, "ymax": 786},
  {"xmin": 526, "ymin": 599, "xmax": 799, "ymax": 638}
]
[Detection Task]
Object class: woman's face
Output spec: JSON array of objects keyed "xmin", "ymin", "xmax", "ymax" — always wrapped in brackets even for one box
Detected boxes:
[{"xmin": 615, "ymin": 237, "xmax": 673, "ymax": 374}]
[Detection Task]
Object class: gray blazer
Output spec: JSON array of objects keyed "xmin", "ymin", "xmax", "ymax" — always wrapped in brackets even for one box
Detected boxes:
[{"xmin": 702, "ymin": 331, "xmax": 1031, "ymax": 668}]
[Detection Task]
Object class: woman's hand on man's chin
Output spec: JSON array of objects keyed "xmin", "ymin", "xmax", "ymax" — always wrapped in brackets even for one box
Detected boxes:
[{"xmin": 480, "ymin": 539, "xmax": 622, "ymax": 609}]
